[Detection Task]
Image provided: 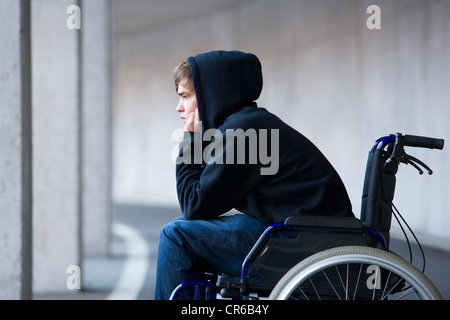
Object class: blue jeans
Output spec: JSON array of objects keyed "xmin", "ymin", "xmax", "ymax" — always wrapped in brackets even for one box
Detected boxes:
[{"xmin": 155, "ymin": 214, "xmax": 267, "ymax": 300}]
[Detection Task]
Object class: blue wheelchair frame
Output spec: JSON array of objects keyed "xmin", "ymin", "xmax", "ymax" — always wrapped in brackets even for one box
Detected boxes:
[
  {"xmin": 169, "ymin": 133, "xmax": 443, "ymax": 300},
  {"xmin": 170, "ymin": 225, "xmax": 386, "ymax": 300}
]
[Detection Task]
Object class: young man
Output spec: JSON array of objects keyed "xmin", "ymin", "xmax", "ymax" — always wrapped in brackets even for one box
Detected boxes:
[{"xmin": 155, "ymin": 50, "xmax": 354, "ymax": 300}]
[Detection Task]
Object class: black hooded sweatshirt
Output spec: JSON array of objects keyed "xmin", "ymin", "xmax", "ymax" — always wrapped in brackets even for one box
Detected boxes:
[{"xmin": 176, "ymin": 50, "xmax": 354, "ymax": 227}]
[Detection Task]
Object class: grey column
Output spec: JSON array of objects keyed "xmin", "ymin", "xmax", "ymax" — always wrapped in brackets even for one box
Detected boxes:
[
  {"xmin": 0, "ymin": 0, "xmax": 32, "ymax": 300},
  {"xmin": 32, "ymin": 0, "xmax": 81, "ymax": 293},
  {"xmin": 80, "ymin": 0, "xmax": 113, "ymax": 257}
]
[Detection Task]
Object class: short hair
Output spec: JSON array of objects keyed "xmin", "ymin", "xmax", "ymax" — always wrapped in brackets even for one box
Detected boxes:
[{"xmin": 173, "ymin": 61, "xmax": 193, "ymax": 92}]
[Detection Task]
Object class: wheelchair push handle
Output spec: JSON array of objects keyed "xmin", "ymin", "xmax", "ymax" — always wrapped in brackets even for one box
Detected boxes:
[
  {"xmin": 403, "ymin": 134, "xmax": 444, "ymax": 150},
  {"xmin": 387, "ymin": 133, "xmax": 445, "ymax": 175}
]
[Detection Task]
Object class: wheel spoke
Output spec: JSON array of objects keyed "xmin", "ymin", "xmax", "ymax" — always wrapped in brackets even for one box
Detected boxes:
[
  {"xmin": 352, "ymin": 264, "xmax": 363, "ymax": 300},
  {"xmin": 381, "ymin": 277, "xmax": 405, "ymax": 299},
  {"xmin": 298, "ymin": 286, "xmax": 309, "ymax": 300},
  {"xmin": 395, "ymin": 287, "xmax": 415, "ymax": 300},
  {"xmin": 345, "ymin": 263, "xmax": 349, "ymax": 300},
  {"xmin": 381, "ymin": 270, "xmax": 392, "ymax": 300},
  {"xmin": 334, "ymin": 266, "xmax": 346, "ymax": 297},
  {"xmin": 322, "ymin": 270, "xmax": 341, "ymax": 300},
  {"xmin": 309, "ymin": 278, "xmax": 321, "ymax": 300}
]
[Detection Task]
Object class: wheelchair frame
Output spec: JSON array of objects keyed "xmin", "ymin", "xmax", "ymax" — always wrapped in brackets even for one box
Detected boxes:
[{"xmin": 169, "ymin": 133, "xmax": 444, "ymax": 300}]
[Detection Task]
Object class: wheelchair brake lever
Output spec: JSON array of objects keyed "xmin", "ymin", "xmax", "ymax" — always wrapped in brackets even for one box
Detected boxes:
[
  {"xmin": 405, "ymin": 154, "xmax": 433, "ymax": 175},
  {"xmin": 387, "ymin": 133, "xmax": 433, "ymax": 175},
  {"xmin": 406, "ymin": 158, "xmax": 424, "ymax": 175}
]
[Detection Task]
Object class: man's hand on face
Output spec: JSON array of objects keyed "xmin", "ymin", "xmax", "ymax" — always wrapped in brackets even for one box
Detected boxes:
[{"xmin": 185, "ymin": 108, "xmax": 201, "ymax": 132}]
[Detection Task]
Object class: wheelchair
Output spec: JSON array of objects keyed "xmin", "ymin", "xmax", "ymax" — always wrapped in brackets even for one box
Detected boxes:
[{"xmin": 170, "ymin": 133, "xmax": 445, "ymax": 300}]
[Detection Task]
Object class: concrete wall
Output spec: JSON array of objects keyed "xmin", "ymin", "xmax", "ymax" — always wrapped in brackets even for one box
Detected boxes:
[
  {"xmin": 31, "ymin": 0, "xmax": 113, "ymax": 294},
  {"xmin": 0, "ymin": 0, "xmax": 32, "ymax": 300},
  {"xmin": 113, "ymin": 0, "xmax": 450, "ymax": 242},
  {"xmin": 32, "ymin": 0, "xmax": 82, "ymax": 293},
  {"xmin": 81, "ymin": 0, "xmax": 113, "ymax": 257}
]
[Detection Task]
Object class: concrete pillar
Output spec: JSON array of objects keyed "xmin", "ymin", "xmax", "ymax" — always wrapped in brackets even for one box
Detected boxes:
[
  {"xmin": 31, "ymin": 0, "xmax": 81, "ymax": 293},
  {"xmin": 0, "ymin": 0, "xmax": 32, "ymax": 300},
  {"xmin": 80, "ymin": 0, "xmax": 113, "ymax": 257}
]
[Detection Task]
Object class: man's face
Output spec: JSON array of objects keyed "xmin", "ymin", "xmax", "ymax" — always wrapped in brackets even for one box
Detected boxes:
[{"xmin": 176, "ymin": 78, "xmax": 197, "ymax": 124}]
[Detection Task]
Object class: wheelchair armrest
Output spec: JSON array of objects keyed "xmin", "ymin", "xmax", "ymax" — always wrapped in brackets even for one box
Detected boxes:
[{"xmin": 284, "ymin": 215, "xmax": 363, "ymax": 230}]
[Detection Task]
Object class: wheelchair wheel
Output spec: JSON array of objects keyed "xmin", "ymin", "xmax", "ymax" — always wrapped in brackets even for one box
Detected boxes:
[{"xmin": 269, "ymin": 246, "xmax": 443, "ymax": 300}]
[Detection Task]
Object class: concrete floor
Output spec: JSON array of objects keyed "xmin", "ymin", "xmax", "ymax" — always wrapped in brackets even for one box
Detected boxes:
[{"xmin": 34, "ymin": 203, "xmax": 450, "ymax": 300}]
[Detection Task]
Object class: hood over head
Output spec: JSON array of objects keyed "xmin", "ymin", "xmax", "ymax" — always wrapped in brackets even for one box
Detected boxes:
[{"xmin": 187, "ymin": 50, "xmax": 263, "ymax": 131}]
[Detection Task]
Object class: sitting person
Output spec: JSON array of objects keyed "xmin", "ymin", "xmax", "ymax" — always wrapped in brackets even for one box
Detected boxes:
[{"xmin": 155, "ymin": 50, "xmax": 354, "ymax": 300}]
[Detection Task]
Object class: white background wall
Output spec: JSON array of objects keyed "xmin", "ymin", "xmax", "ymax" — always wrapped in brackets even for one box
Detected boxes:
[{"xmin": 113, "ymin": 0, "xmax": 450, "ymax": 242}]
